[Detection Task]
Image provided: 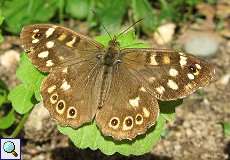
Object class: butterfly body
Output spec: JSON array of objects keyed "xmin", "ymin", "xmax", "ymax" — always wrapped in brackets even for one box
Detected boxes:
[{"xmin": 20, "ymin": 24, "xmax": 215, "ymax": 140}]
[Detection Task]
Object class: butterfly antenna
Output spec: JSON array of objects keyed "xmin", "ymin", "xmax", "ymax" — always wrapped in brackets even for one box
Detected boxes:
[
  {"xmin": 91, "ymin": 9, "xmax": 113, "ymax": 40},
  {"xmin": 117, "ymin": 19, "xmax": 143, "ymax": 38},
  {"xmin": 101, "ymin": 23, "xmax": 113, "ymax": 40}
]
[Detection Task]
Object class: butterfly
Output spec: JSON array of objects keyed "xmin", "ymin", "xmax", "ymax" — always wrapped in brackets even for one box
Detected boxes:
[{"xmin": 20, "ymin": 24, "xmax": 215, "ymax": 140}]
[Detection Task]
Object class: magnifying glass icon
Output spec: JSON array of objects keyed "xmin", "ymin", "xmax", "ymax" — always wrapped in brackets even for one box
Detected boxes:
[{"xmin": 3, "ymin": 141, "xmax": 18, "ymax": 157}]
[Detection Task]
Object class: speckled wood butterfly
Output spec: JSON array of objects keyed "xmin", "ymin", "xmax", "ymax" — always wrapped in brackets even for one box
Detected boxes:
[{"xmin": 20, "ymin": 24, "xmax": 215, "ymax": 140}]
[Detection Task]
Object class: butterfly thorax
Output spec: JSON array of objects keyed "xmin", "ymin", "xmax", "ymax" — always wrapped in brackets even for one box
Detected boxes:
[{"xmin": 102, "ymin": 39, "xmax": 121, "ymax": 66}]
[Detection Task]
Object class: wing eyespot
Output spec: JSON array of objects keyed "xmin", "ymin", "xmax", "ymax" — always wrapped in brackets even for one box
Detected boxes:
[
  {"xmin": 122, "ymin": 116, "xmax": 134, "ymax": 131},
  {"xmin": 57, "ymin": 100, "xmax": 65, "ymax": 110},
  {"xmin": 67, "ymin": 107, "xmax": 77, "ymax": 119},
  {"xmin": 50, "ymin": 93, "xmax": 58, "ymax": 104},
  {"xmin": 109, "ymin": 117, "xmax": 120, "ymax": 129},
  {"xmin": 189, "ymin": 64, "xmax": 200, "ymax": 76},
  {"xmin": 135, "ymin": 114, "xmax": 143, "ymax": 125},
  {"xmin": 34, "ymin": 33, "xmax": 41, "ymax": 39},
  {"xmin": 56, "ymin": 100, "xmax": 66, "ymax": 114}
]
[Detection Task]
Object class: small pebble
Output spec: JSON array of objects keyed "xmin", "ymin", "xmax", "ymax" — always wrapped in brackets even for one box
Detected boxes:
[
  {"xmin": 154, "ymin": 23, "xmax": 176, "ymax": 45},
  {"xmin": 183, "ymin": 31, "xmax": 221, "ymax": 57},
  {"xmin": 217, "ymin": 74, "xmax": 230, "ymax": 86},
  {"xmin": 0, "ymin": 50, "xmax": 20, "ymax": 69},
  {"xmin": 24, "ymin": 102, "xmax": 55, "ymax": 142}
]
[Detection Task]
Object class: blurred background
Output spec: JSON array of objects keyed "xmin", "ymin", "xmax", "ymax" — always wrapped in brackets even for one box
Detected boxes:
[{"xmin": 0, "ymin": 0, "xmax": 229, "ymax": 159}]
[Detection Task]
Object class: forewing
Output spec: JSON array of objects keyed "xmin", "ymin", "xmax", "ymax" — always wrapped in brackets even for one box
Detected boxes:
[
  {"xmin": 122, "ymin": 48, "xmax": 215, "ymax": 100},
  {"xmin": 95, "ymin": 65, "xmax": 159, "ymax": 140},
  {"xmin": 41, "ymin": 58, "xmax": 103, "ymax": 128},
  {"xmin": 20, "ymin": 24, "xmax": 104, "ymax": 72}
]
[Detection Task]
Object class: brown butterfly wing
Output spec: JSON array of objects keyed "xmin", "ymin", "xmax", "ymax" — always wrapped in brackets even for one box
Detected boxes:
[
  {"xmin": 20, "ymin": 24, "xmax": 104, "ymax": 72},
  {"xmin": 121, "ymin": 48, "xmax": 215, "ymax": 100},
  {"xmin": 21, "ymin": 24, "xmax": 105, "ymax": 128},
  {"xmin": 95, "ymin": 65, "xmax": 159, "ymax": 140},
  {"xmin": 40, "ymin": 58, "xmax": 103, "ymax": 128}
]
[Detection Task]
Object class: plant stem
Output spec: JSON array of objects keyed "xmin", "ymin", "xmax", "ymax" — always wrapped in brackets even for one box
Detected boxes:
[{"xmin": 3, "ymin": 112, "xmax": 30, "ymax": 138}]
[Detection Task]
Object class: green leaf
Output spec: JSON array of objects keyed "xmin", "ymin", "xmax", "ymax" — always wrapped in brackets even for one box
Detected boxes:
[
  {"xmin": 16, "ymin": 53, "xmax": 46, "ymax": 101},
  {"xmin": 8, "ymin": 84, "xmax": 35, "ymax": 114},
  {"xmin": 16, "ymin": 54, "xmax": 45, "ymax": 101},
  {"xmin": 159, "ymin": 99, "xmax": 183, "ymax": 122},
  {"xmin": 8, "ymin": 53, "xmax": 44, "ymax": 114},
  {"xmin": 0, "ymin": 14, "xmax": 4, "ymax": 25},
  {"xmin": 65, "ymin": 0, "xmax": 91, "ymax": 19},
  {"xmin": 1, "ymin": 0, "xmax": 58, "ymax": 34},
  {"xmin": 186, "ymin": 0, "xmax": 201, "ymax": 6},
  {"xmin": 131, "ymin": 0, "xmax": 159, "ymax": 33},
  {"xmin": 0, "ymin": 79, "xmax": 9, "ymax": 107},
  {"xmin": 0, "ymin": 10, "xmax": 4, "ymax": 43},
  {"xmin": 95, "ymin": 0, "xmax": 127, "ymax": 33},
  {"xmin": 0, "ymin": 109, "xmax": 15, "ymax": 129},
  {"xmin": 95, "ymin": 31, "xmax": 148, "ymax": 48},
  {"xmin": 59, "ymin": 114, "xmax": 165, "ymax": 156},
  {"xmin": 222, "ymin": 122, "xmax": 230, "ymax": 137}
]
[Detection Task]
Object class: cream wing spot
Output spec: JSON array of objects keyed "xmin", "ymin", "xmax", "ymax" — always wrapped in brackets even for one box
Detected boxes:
[
  {"xmin": 67, "ymin": 107, "xmax": 77, "ymax": 119},
  {"xmin": 163, "ymin": 55, "xmax": 170, "ymax": 64},
  {"xmin": 179, "ymin": 52, "xmax": 185, "ymax": 56},
  {"xmin": 156, "ymin": 86, "xmax": 165, "ymax": 94},
  {"xmin": 150, "ymin": 55, "xmax": 158, "ymax": 65},
  {"xmin": 167, "ymin": 79, "xmax": 179, "ymax": 90},
  {"xmin": 179, "ymin": 56, "xmax": 187, "ymax": 67},
  {"xmin": 32, "ymin": 39, "xmax": 39, "ymax": 44},
  {"xmin": 169, "ymin": 68, "xmax": 178, "ymax": 77},
  {"xmin": 46, "ymin": 60, "xmax": 54, "ymax": 67},
  {"xmin": 187, "ymin": 73, "xmax": 195, "ymax": 80},
  {"xmin": 50, "ymin": 93, "xmax": 58, "ymax": 104},
  {"xmin": 60, "ymin": 79, "xmax": 71, "ymax": 91},
  {"xmin": 46, "ymin": 41, "xmax": 54, "ymax": 48},
  {"xmin": 38, "ymin": 51, "xmax": 49, "ymax": 58},
  {"xmin": 122, "ymin": 116, "xmax": 134, "ymax": 131},
  {"xmin": 129, "ymin": 96, "xmax": 140, "ymax": 107},
  {"xmin": 109, "ymin": 117, "xmax": 120, "ymax": 129},
  {"xmin": 47, "ymin": 85, "xmax": 56, "ymax": 94},
  {"xmin": 45, "ymin": 28, "xmax": 55, "ymax": 38},
  {"xmin": 142, "ymin": 107, "xmax": 150, "ymax": 118},
  {"xmin": 66, "ymin": 37, "xmax": 76, "ymax": 47},
  {"xmin": 195, "ymin": 63, "xmax": 202, "ymax": 69},
  {"xmin": 58, "ymin": 34, "xmax": 67, "ymax": 41},
  {"xmin": 33, "ymin": 29, "xmax": 39, "ymax": 33},
  {"xmin": 56, "ymin": 100, "xmax": 65, "ymax": 114}
]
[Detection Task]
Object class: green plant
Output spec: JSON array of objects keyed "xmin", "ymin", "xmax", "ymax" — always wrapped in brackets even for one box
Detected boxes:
[
  {"xmin": 0, "ymin": 0, "xmax": 59, "ymax": 34},
  {"xmin": 8, "ymin": 31, "xmax": 182, "ymax": 155},
  {"xmin": 0, "ymin": 80, "xmax": 8, "ymax": 107},
  {"xmin": 0, "ymin": 0, "xmax": 207, "ymax": 36},
  {"xmin": 222, "ymin": 122, "xmax": 230, "ymax": 137},
  {"xmin": 0, "ymin": 10, "xmax": 4, "ymax": 43},
  {"xmin": 0, "ymin": 57, "xmax": 40, "ymax": 138},
  {"xmin": 0, "ymin": 79, "xmax": 28, "ymax": 138},
  {"xmin": 0, "ymin": 79, "xmax": 15, "ymax": 132}
]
